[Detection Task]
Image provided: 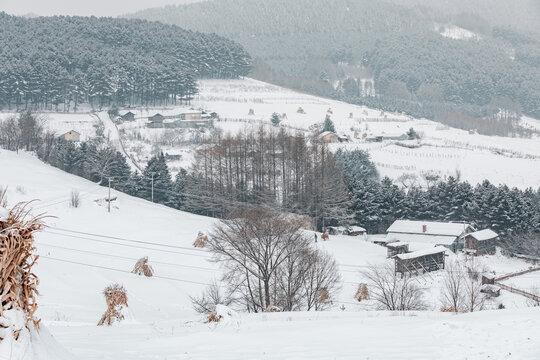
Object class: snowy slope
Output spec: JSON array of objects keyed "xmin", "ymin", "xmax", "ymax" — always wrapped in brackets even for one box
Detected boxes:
[{"xmin": 1, "ymin": 149, "xmax": 539, "ymax": 359}]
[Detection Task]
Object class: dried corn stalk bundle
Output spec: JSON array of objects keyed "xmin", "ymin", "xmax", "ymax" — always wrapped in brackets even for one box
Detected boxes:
[
  {"xmin": 97, "ymin": 284, "xmax": 128, "ymax": 326},
  {"xmin": 355, "ymin": 283, "xmax": 370, "ymax": 302},
  {"xmin": 0, "ymin": 191, "xmax": 44, "ymax": 329},
  {"xmin": 193, "ymin": 231, "xmax": 208, "ymax": 248},
  {"xmin": 131, "ymin": 256, "xmax": 154, "ymax": 277}
]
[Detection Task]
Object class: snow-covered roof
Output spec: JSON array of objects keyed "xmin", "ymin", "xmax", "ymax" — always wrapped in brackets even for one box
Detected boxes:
[
  {"xmin": 0, "ymin": 207, "xmax": 9, "ymax": 221},
  {"xmin": 468, "ymin": 229, "xmax": 498, "ymax": 241},
  {"xmin": 387, "ymin": 220, "xmax": 472, "ymax": 237},
  {"xmin": 386, "ymin": 241, "xmax": 408, "ymax": 248},
  {"xmin": 348, "ymin": 226, "xmax": 366, "ymax": 232},
  {"xmin": 396, "ymin": 246, "xmax": 447, "ymax": 260},
  {"xmin": 386, "ymin": 233, "xmax": 458, "ymax": 246}
]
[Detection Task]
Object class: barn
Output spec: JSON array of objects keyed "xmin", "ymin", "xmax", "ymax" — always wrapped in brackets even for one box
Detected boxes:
[
  {"xmin": 386, "ymin": 242, "xmax": 409, "ymax": 258},
  {"xmin": 386, "ymin": 220, "xmax": 475, "ymax": 253},
  {"xmin": 147, "ymin": 113, "xmax": 165, "ymax": 128},
  {"xmin": 121, "ymin": 111, "xmax": 136, "ymax": 122},
  {"xmin": 394, "ymin": 246, "xmax": 447, "ymax": 276},
  {"xmin": 464, "ymin": 229, "xmax": 498, "ymax": 256}
]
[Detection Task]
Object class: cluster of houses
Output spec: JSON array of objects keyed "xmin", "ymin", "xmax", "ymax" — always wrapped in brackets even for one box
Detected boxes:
[
  {"xmin": 379, "ymin": 220, "xmax": 498, "ymax": 276},
  {"xmin": 111, "ymin": 110, "xmax": 215, "ymax": 130}
]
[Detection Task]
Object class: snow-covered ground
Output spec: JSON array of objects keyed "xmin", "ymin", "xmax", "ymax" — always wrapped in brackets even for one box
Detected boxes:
[
  {"xmin": 1, "ymin": 149, "xmax": 539, "ymax": 359},
  {"xmin": 438, "ymin": 24, "xmax": 480, "ymax": 40},
  {"xmin": 2, "ymin": 78, "xmax": 539, "ymax": 189}
]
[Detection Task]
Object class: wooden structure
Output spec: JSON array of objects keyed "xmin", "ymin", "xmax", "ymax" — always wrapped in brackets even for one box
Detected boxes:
[
  {"xmin": 394, "ymin": 246, "xmax": 447, "ymax": 276},
  {"xmin": 386, "ymin": 242, "xmax": 409, "ymax": 258},
  {"xmin": 59, "ymin": 130, "xmax": 80, "ymax": 142},
  {"xmin": 121, "ymin": 111, "xmax": 136, "ymax": 121},
  {"xmin": 343, "ymin": 226, "xmax": 366, "ymax": 237},
  {"xmin": 147, "ymin": 113, "xmax": 165, "ymax": 128},
  {"xmin": 464, "ymin": 229, "xmax": 498, "ymax": 255},
  {"xmin": 480, "ymin": 284, "xmax": 501, "ymax": 297}
]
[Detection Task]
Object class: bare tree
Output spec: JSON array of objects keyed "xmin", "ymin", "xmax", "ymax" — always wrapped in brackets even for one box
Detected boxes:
[
  {"xmin": 463, "ymin": 260, "xmax": 485, "ymax": 312},
  {"xmin": 208, "ymin": 208, "xmax": 309, "ymax": 311},
  {"xmin": 363, "ymin": 264, "xmax": 426, "ymax": 311},
  {"xmin": 70, "ymin": 190, "xmax": 80, "ymax": 208},
  {"xmin": 207, "ymin": 208, "xmax": 341, "ymax": 312},
  {"xmin": 440, "ymin": 260, "xmax": 465, "ymax": 312}
]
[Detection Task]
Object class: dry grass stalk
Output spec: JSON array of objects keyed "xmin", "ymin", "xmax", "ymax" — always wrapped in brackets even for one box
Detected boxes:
[
  {"xmin": 0, "ymin": 190, "xmax": 45, "ymax": 329},
  {"xmin": 193, "ymin": 231, "xmax": 208, "ymax": 248},
  {"xmin": 206, "ymin": 313, "xmax": 221, "ymax": 323},
  {"xmin": 132, "ymin": 256, "xmax": 154, "ymax": 277},
  {"xmin": 97, "ymin": 284, "xmax": 128, "ymax": 326},
  {"xmin": 355, "ymin": 283, "xmax": 370, "ymax": 302}
]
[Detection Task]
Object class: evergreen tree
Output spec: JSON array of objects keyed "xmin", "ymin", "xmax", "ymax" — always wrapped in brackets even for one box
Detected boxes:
[
  {"xmin": 270, "ymin": 112, "xmax": 281, "ymax": 126},
  {"xmin": 322, "ymin": 118, "xmax": 336, "ymax": 133},
  {"xmin": 141, "ymin": 153, "xmax": 173, "ymax": 204}
]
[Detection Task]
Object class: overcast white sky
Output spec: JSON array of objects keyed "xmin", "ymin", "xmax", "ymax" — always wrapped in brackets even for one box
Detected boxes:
[{"xmin": 0, "ymin": 0, "xmax": 204, "ymax": 17}]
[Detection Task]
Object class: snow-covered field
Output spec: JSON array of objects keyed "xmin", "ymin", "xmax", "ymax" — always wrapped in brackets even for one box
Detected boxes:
[
  {"xmin": 1, "ymin": 149, "xmax": 540, "ymax": 359},
  {"xmin": 2, "ymin": 78, "xmax": 539, "ymax": 189}
]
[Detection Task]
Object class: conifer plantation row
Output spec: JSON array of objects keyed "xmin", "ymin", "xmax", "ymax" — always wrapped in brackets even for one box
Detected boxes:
[
  {"xmin": 1, "ymin": 112, "xmax": 538, "ymax": 256},
  {"xmin": 0, "ymin": 13, "xmax": 251, "ymax": 111}
]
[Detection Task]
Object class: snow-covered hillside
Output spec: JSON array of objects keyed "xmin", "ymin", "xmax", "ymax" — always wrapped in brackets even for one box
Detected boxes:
[
  {"xmin": 2, "ymin": 78, "xmax": 539, "ymax": 189},
  {"xmin": 1, "ymin": 149, "xmax": 539, "ymax": 359}
]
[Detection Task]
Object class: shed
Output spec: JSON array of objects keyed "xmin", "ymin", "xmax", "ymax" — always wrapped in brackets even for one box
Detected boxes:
[
  {"xmin": 394, "ymin": 246, "xmax": 447, "ymax": 276},
  {"xmin": 386, "ymin": 220, "xmax": 475, "ymax": 253},
  {"xmin": 464, "ymin": 229, "xmax": 498, "ymax": 256},
  {"xmin": 121, "ymin": 111, "xmax": 136, "ymax": 122},
  {"xmin": 343, "ymin": 226, "xmax": 367, "ymax": 237},
  {"xmin": 147, "ymin": 113, "xmax": 165, "ymax": 128},
  {"xmin": 480, "ymin": 284, "xmax": 501, "ymax": 297},
  {"xmin": 387, "ymin": 242, "xmax": 409, "ymax": 258},
  {"xmin": 59, "ymin": 130, "xmax": 80, "ymax": 142}
]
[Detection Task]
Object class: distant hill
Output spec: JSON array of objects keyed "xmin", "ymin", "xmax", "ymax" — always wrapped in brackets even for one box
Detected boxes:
[
  {"xmin": 128, "ymin": 0, "xmax": 540, "ymax": 122},
  {"xmin": 0, "ymin": 13, "xmax": 251, "ymax": 111}
]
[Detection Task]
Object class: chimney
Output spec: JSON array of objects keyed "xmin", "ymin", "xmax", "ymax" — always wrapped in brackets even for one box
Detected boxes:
[{"xmin": 422, "ymin": 224, "xmax": 427, "ymax": 233}]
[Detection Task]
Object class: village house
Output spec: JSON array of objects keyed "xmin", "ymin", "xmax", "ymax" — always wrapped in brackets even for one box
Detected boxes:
[
  {"xmin": 147, "ymin": 113, "xmax": 165, "ymax": 128},
  {"xmin": 394, "ymin": 246, "xmax": 447, "ymax": 276},
  {"xmin": 464, "ymin": 229, "xmax": 498, "ymax": 256},
  {"xmin": 59, "ymin": 130, "xmax": 81, "ymax": 142},
  {"xmin": 386, "ymin": 220, "xmax": 475, "ymax": 253},
  {"xmin": 121, "ymin": 111, "xmax": 136, "ymax": 122}
]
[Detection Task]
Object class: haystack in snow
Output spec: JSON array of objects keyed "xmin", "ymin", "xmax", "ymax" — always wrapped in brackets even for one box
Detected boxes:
[
  {"xmin": 355, "ymin": 283, "xmax": 369, "ymax": 302},
  {"xmin": 317, "ymin": 288, "xmax": 332, "ymax": 305},
  {"xmin": 131, "ymin": 256, "xmax": 154, "ymax": 277},
  {"xmin": 0, "ymin": 191, "xmax": 44, "ymax": 329},
  {"xmin": 193, "ymin": 231, "xmax": 208, "ymax": 248},
  {"xmin": 297, "ymin": 107, "xmax": 305, "ymax": 114},
  {"xmin": 248, "ymin": 108, "xmax": 255, "ymax": 116},
  {"xmin": 264, "ymin": 305, "xmax": 282, "ymax": 313},
  {"xmin": 97, "ymin": 284, "xmax": 128, "ymax": 326}
]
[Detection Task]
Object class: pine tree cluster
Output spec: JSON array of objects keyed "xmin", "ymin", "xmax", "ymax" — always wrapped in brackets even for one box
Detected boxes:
[{"xmin": 0, "ymin": 13, "xmax": 251, "ymax": 111}]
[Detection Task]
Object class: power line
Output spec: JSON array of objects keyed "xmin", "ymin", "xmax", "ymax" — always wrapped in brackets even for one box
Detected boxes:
[
  {"xmin": 47, "ymin": 227, "xmax": 209, "ymax": 253},
  {"xmin": 39, "ymin": 256, "xmax": 212, "ymax": 286},
  {"xmin": 38, "ymin": 243, "xmax": 217, "ymax": 272},
  {"xmin": 41, "ymin": 230, "xmax": 212, "ymax": 258}
]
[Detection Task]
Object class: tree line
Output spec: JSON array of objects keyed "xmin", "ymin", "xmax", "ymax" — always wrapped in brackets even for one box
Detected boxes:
[
  {"xmin": 1, "ymin": 112, "xmax": 538, "ymax": 256},
  {"xmin": 0, "ymin": 13, "xmax": 251, "ymax": 111}
]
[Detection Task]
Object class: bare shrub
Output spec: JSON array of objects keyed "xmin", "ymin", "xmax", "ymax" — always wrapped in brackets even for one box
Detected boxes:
[
  {"xmin": 190, "ymin": 281, "xmax": 234, "ymax": 314},
  {"xmin": 463, "ymin": 261, "xmax": 486, "ymax": 312},
  {"xmin": 363, "ymin": 264, "xmax": 426, "ymax": 311},
  {"xmin": 131, "ymin": 256, "xmax": 154, "ymax": 277},
  {"xmin": 0, "ymin": 191, "xmax": 44, "ymax": 329},
  {"xmin": 70, "ymin": 190, "xmax": 80, "ymax": 208},
  {"xmin": 193, "ymin": 231, "xmax": 208, "ymax": 248},
  {"xmin": 97, "ymin": 284, "xmax": 128, "ymax": 326},
  {"xmin": 526, "ymin": 287, "xmax": 540, "ymax": 307}
]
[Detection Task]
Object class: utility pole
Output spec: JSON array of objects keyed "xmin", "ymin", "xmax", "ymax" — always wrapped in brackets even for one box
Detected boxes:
[
  {"xmin": 151, "ymin": 172, "xmax": 155, "ymax": 203},
  {"xmin": 108, "ymin": 178, "xmax": 112, "ymax": 213}
]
